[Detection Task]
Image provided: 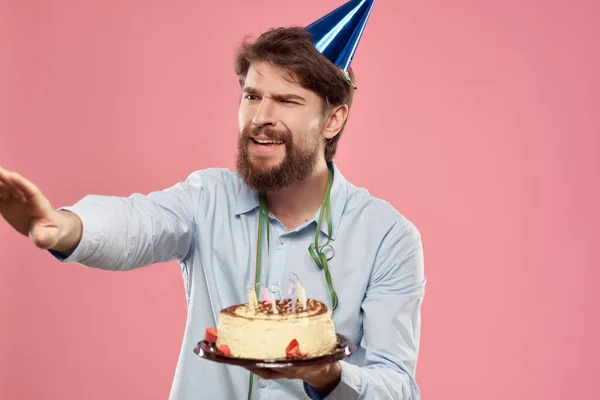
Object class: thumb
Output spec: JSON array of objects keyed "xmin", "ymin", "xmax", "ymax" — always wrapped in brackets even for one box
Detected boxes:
[{"xmin": 29, "ymin": 221, "xmax": 59, "ymax": 249}]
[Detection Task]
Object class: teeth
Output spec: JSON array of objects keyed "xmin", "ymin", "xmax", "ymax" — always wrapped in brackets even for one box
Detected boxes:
[{"xmin": 254, "ymin": 139, "xmax": 283, "ymax": 144}]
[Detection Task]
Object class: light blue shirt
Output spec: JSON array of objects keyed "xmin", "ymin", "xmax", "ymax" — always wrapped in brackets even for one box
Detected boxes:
[{"xmin": 52, "ymin": 162, "xmax": 426, "ymax": 399}]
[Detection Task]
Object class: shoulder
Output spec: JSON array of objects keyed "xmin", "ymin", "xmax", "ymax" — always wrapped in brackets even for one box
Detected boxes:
[
  {"xmin": 179, "ymin": 167, "xmax": 259, "ymax": 217},
  {"xmin": 342, "ymin": 181, "xmax": 424, "ymax": 282},
  {"xmin": 343, "ymin": 179, "xmax": 420, "ymax": 242},
  {"xmin": 180, "ymin": 167, "xmax": 250, "ymax": 202},
  {"xmin": 184, "ymin": 167, "xmax": 243, "ymax": 190},
  {"xmin": 171, "ymin": 168, "xmax": 249, "ymax": 214}
]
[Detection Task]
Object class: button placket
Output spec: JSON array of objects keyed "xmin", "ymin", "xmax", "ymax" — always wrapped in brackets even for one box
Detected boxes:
[{"xmin": 267, "ymin": 231, "xmax": 290, "ymax": 298}]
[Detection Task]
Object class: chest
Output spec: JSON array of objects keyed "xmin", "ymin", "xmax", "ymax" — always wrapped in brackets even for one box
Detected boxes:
[{"xmin": 189, "ymin": 212, "xmax": 376, "ymax": 344}]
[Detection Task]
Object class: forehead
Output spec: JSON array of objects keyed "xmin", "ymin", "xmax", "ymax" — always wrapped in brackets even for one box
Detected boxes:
[{"xmin": 244, "ymin": 61, "xmax": 316, "ymax": 98}]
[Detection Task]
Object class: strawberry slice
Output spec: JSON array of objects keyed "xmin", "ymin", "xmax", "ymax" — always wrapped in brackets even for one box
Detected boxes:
[
  {"xmin": 204, "ymin": 328, "xmax": 218, "ymax": 343},
  {"xmin": 216, "ymin": 345, "xmax": 231, "ymax": 357},
  {"xmin": 285, "ymin": 339, "xmax": 307, "ymax": 358},
  {"xmin": 286, "ymin": 339, "xmax": 299, "ymax": 354}
]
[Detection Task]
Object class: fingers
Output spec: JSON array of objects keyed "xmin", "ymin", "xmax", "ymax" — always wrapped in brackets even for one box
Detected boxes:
[
  {"xmin": 0, "ymin": 182, "xmax": 9, "ymax": 201},
  {"xmin": 0, "ymin": 168, "xmax": 26, "ymax": 202},
  {"xmin": 246, "ymin": 367, "xmax": 285, "ymax": 380},
  {"xmin": 0, "ymin": 168, "xmax": 12, "ymax": 189},
  {"xmin": 8, "ymin": 172, "xmax": 42, "ymax": 203},
  {"xmin": 0, "ymin": 167, "xmax": 41, "ymax": 204},
  {"xmin": 246, "ymin": 366, "xmax": 313, "ymax": 381}
]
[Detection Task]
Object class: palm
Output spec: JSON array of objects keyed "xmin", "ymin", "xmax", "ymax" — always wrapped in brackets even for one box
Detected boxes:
[{"xmin": 0, "ymin": 168, "xmax": 59, "ymax": 249}]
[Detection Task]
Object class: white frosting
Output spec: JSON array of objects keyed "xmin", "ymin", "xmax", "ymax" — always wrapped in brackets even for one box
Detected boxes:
[{"xmin": 216, "ymin": 300, "xmax": 337, "ymax": 359}]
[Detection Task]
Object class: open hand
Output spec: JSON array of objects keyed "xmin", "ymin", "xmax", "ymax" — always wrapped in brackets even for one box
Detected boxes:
[{"xmin": 0, "ymin": 167, "xmax": 64, "ymax": 249}]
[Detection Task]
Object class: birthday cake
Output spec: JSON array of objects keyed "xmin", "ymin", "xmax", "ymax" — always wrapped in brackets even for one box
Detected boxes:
[{"xmin": 206, "ymin": 297, "xmax": 338, "ymax": 360}]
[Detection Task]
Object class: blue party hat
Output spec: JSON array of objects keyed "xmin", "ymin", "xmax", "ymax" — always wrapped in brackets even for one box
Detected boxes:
[{"xmin": 306, "ymin": 0, "xmax": 376, "ymax": 89}]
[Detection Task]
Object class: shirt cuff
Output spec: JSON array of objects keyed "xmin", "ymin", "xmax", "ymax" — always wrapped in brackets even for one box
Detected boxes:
[
  {"xmin": 303, "ymin": 381, "xmax": 323, "ymax": 400},
  {"xmin": 46, "ymin": 206, "xmax": 103, "ymax": 265},
  {"xmin": 303, "ymin": 361, "xmax": 362, "ymax": 400}
]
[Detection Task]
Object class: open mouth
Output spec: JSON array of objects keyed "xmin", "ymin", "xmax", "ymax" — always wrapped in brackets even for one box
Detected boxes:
[{"xmin": 252, "ymin": 138, "xmax": 284, "ymax": 147}]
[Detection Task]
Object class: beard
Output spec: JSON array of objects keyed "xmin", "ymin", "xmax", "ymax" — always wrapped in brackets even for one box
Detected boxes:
[{"xmin": 236, "ymin": 123, "xmax": 321, "ymax": 193}]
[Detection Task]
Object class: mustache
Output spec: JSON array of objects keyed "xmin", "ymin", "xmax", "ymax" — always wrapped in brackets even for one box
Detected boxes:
[{"xmin": 242, "ymin": 125, "xmax": 291, "ymax": 141}]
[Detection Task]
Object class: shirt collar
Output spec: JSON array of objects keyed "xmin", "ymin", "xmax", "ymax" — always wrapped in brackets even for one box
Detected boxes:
[
  {"xmin": 234, "ymin": 175, "xmax": 260, "ymax": 216},
  {"xmin": 234, "ymin": 161, "xmax": 348, "ymax": 240}
]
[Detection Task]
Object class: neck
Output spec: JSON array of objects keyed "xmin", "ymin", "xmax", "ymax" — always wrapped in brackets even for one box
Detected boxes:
[{"xmin": 265, "ymin": 160, "xmax": 331, "ymax": 230}]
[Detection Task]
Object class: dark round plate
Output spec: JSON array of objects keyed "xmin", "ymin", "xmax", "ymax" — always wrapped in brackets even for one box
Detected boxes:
[{"xmin": 194, "ymin": 333, "xmax": 354, "ymax": 369}]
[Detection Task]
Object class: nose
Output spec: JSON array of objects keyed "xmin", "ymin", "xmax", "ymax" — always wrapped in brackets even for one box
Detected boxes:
[{"xmin": 252, "ymin": 97, "xmax": 276, "ymax": 127}]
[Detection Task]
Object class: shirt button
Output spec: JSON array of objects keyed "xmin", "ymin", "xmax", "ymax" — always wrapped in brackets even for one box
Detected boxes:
[
  {"xmin": 270, "ymin": 285, "xmax": 278, "ymax": 293},
  {"xmin": 279, "ymin": 237, "xmax": 286, "ymax": 244},
  {"xmin": 259, "ymin": 380, "xmax": 267, "ymax": 388}
]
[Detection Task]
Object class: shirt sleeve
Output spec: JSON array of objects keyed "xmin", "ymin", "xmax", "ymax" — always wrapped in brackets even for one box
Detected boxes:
[
  {"xmin": 305, "ymin": 220, "xmax": 426, "ymax": 400},
  {"xmin": 49, "ymin": 171, "xmax": 206, "ymax": 271}
]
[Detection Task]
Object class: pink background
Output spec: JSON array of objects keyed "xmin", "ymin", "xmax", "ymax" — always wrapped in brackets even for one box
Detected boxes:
[{"xmin": 1, "ymin": 0, "xmax": 598, "ymax": 399}]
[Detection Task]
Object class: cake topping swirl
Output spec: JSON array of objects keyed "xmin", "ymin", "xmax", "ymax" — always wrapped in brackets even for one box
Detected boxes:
[
  {"xmin": 222, "ymin": 298, "xmax": 329, "ymax": 319},
  {"xmin": 254, "ymin": 298, "xmax": 320, "ymax": 315}
]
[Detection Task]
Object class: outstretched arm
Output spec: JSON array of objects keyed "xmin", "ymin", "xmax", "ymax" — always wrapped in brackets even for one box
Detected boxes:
[
  {"xmin": 0, "ymin": 165, "xmax": 202, "ymax": 271},
  {"xmin": 50, "ymin": 173, "xmax": 203, "ymax": 271}
]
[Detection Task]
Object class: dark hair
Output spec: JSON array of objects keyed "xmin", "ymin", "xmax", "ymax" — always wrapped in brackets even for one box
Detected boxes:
[{"xmin": 234, "ymin": 26, "xmax": 355, "ymax": 162}]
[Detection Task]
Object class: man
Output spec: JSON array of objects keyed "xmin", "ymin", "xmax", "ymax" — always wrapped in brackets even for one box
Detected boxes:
[{"xmin": 0, "ymin": 1, "xmax": 425, "ymax": 399}]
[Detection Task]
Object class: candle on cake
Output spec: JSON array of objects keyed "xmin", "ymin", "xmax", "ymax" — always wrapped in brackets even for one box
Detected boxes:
[
  {"xmin": 301, "ymin": 285, "xmax": 307, "ymax": 309},
  {"xmin": 278, "ymin": 282, "xmax": 284, "ymax": 302},
  {"xmin": 248, "ymin": 286, "xmax": 258, "ymax": 312},
  {"xmin": 271, "ymin": 286, "xmax": 278, "ymax": 314},
  {"xmin": 289, "ymin": 280, "xmax": 297, "ymax": 313},
  {"xmin": 271, "ymin": 297, "xmax": 278, "ymax": 314},
  {"xmin": 297, "ymin": 281, "xmax": 307, "ymax": 310}
]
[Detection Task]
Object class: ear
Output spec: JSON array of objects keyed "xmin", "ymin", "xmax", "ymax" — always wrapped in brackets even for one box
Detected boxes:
[{"xmin": 322, "ymin": 104, "xmax": 349, "ymax": 140}]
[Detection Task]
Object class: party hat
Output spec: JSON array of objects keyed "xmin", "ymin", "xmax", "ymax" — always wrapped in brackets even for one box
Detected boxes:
[{"xmin": 306, "ymin": 0, "xmax": 376, "ymax": 88}]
